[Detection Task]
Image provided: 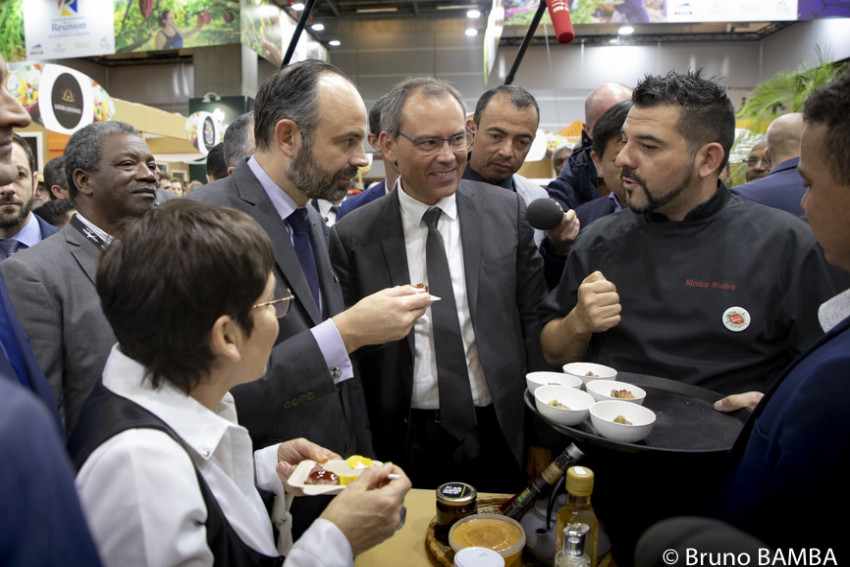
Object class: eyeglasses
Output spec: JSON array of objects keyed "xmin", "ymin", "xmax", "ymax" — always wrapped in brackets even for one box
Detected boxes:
[
  {"xmin": 397, "ymin": 128, "xmax": 474, "ymax": 154},
  {"xmin": 745, "ymin": 157, "xmax": 771, "ymax": 167},
  {"xmin": 252, "ymin": 293, "xmax": 294, "ymax": 319}
]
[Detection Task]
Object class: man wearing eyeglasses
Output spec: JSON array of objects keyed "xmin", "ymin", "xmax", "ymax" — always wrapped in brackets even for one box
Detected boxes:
[
  {"xmin": 732, "ymin": 113, "xmax": 806, "ymax": 216},
  {"xmin": 329, "ymin": 77, "xmax": 549, "ymax": 492}
]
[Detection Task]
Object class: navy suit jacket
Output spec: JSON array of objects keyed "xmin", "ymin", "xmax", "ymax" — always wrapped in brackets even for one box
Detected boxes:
[
  {"xmin": 34, "ymin": 214, "xmax": 61, "ymax": 240},
  {"xmin": 731, "ymin": 157, "xmax": 805, "ymax": 216},
  {"xmin": 337, "ymin": 180, "xmax": 387, "ymax": 220},
  {"xmin": 188, "ymin": 161, "xmax": 372, "ymax": 456},
  {"xmin": 719, "ymin": 309, "xmax": 850, "ymax": 554},
  {"xmin": 575, "ymin": 195, "xmax": 618, "ymax": 229}
]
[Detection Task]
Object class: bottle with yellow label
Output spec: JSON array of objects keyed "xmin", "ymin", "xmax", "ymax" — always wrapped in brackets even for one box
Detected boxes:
[{"xmin": 554, "ymin": 466, "xmax": 599, "ymax": 567}]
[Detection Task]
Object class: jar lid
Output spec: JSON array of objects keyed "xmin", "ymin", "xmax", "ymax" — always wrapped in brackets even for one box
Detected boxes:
[
  {"xmin": 454, "ymin": 546, "xmax": 505, "ymax": 567},
  {"xmin": 437, "ymin": 482, "xmax": 477, "ymax": 506}
]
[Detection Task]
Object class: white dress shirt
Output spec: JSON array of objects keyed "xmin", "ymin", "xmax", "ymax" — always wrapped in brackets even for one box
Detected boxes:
[
  {"xmin": 76, "ymin": 346, "xmax": 353, "ymax": 567},
  {"xmin": 397, "ymin": 182, "xmax": 491, "ymax": 409}
]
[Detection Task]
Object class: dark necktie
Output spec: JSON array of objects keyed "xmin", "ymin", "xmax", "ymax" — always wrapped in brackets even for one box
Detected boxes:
[
  {"xmin": 423, "ymin": 208, "xmax": 476, "ymax": 440},
  {"xmin": 287, "ymin": 208, "xmax": 322, "ymax": 313},
  {"xmin": 0, "ymin": 239, "xmax": 24, "ymax": 261}
]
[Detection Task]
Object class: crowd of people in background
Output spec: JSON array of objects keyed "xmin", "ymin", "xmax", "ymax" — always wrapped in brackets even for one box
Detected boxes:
[{"xmin": 1, "ymin": 49, "xmax": 849, "ymax": 566}]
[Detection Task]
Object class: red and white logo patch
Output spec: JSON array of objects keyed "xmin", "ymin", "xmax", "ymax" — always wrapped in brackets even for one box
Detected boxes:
[{"xmin": 722, "ymin": 306, "xmax": 751, "ymax": 332}]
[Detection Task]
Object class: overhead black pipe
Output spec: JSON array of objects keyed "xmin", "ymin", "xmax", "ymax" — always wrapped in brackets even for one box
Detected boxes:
[
  {"xmin": 504, "ymin": 0, "xmax": 548, "ymax": 85},
  {"xmin": 281, "ymin": 0, "xmax": 318, "ymax": 68}
]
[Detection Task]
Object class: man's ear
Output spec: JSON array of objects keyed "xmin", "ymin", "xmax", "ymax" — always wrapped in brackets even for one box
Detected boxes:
[
  {"xmin": 379, "ymin": 131, "xmax": 397, "ymax": 166},
  {"xmin": 465, "ymin": 117, "xmax": 476, "ymax": 133},
  {"xmin": 273, "ymin": 119, "xmax": 299, "ymax": 158},
  {"xmin": 590, "ymin": 149, "xmax": 602, "ymax": 170},
  {"xmin": 209, "ymin": 315, "xmax": 242, "ymax": 363},
  {"xmin": 697, "ymin": 142, "xmax": 726, "ymax": 179},
  {"xmin": 72, "ymin": 169, "xmax": 94, "ymax": 197}
]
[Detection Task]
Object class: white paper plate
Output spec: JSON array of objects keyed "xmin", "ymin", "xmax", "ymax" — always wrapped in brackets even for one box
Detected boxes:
[{"xmin": 288, "ymin": 459, "xmax": 382, "ymax": 495}]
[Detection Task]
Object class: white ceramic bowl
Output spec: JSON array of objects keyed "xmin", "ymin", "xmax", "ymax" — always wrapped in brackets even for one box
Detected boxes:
[
  {"xmin": 526, "ymin": 371, "xmax": 582, "ymax": 395},
  {"xmin": 589, "ymin": 400, "xmax": 656, "ymax": 443},
  {"xmin": 562, "ymin": 362, "xmax": 618, "ymax": 386},
  {"xmin": 534, "ymin": 385, "xmax": 595, "ymax": 426},
  {"xmin": 585, "ymin": 380, "xmax": 646, "ymax": 405}
]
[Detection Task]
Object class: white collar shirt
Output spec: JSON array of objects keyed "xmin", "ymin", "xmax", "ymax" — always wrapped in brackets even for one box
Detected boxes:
[
  {"xmin": 818, "ymin": 288, "xmax": 850, "ymax": 333},
  {"xmin": 397, "ymin": 182, "xmax": 491, "ymax": 409},
  {"xmin": 76, "ymin": 346, "xmax": 352, "ymax": 566}
]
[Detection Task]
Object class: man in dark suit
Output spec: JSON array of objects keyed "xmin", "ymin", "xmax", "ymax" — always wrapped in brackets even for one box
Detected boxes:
[
  {"xmin": 0, "ymin": 133, "xmax": 59, "ymax": 260},
  {"xmin": 329, "ymin": 77, "xmax": 549, "ymax": 492},
  {"xmin": 188, "ymin": 61, "xmax": 429, "ymax": 460},
  {"xmin": 732, "ymin": 112, "xmax": 806, "ymax": 216},
  {"xmin": 1, "ymin": 121, "xmax": 158, "ymax": 434}
]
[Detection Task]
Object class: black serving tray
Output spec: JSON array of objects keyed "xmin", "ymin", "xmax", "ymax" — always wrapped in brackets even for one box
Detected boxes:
[{"xmin": 526, "ymin": 372, "xmax": 750, "ymax": 455}]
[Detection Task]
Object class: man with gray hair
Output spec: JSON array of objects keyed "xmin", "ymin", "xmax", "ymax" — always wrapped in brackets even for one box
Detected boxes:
[
  {"xmin": 1, "ymin": 121, "xmax": 158, "ymax": 433},
  {"xmin": 330, "ymin": 77, "xmax": 549, "ymax": 491},
  {"xmin": 732, "ymin": 113, "xmax": 806, "ymax": 215},
  {"xmin": 223, "ymin": 111, "xmax": 255, "ymax": 175}
]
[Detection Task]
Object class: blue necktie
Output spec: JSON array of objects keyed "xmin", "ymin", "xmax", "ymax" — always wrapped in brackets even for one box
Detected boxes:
[
  {"xmin": 0, "ymin": 295, "xmax": 30, "ymax": 389},
  {"xmin": 0, "ymin": 239, "xmax": 24, "ymax": 261},
  {"xmin": 287, "ymin": 208, "xmax": 322, "ymax": 313}
]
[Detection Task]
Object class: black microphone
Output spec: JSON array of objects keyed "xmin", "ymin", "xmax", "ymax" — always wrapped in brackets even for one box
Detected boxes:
[
  {"xmin": 527, "ymin": 198, "xmax": 565, "ymax": 230},
  {"xmin": 546, "ymin": 0, "xmax": 575, "ymax": 44}
]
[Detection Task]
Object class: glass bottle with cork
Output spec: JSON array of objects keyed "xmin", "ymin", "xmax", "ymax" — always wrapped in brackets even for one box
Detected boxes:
[{"xmin": 554, "ymin": 466, "xmax": 599, "ymax": 567}]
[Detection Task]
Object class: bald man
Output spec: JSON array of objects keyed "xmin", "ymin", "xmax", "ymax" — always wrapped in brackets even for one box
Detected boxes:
[
  {"xmin": 733, "ymin": 113, "xmax": 806, "ymax": 215},
  {"xmin": 546, "ymin": 82, "xmax": 632, "ymax": 211}
]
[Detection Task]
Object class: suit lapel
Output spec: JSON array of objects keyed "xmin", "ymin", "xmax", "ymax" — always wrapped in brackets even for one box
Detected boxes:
[
  {"xmin": 65, "ymin": 225, "xmax": 101, "ymax": 286},
  {"xmin": 378, "ymin": 190, "xmax": 411, "ymax": 288},
  {"xmin": 456, "ymin": 181, "xmax": 482, "ymax": 316},
  {"xmin": 232, "ymin": 166, "xmax": 322, "ymax": 325}
]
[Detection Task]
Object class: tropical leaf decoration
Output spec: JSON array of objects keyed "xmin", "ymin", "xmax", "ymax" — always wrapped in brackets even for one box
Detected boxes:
[{"xmin": 737, "ymin": 46, "xmax": 847, "ymax": 133}]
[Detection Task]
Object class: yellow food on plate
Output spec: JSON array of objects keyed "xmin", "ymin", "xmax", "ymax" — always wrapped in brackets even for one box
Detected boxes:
[
  {"xmin": 346, "ymin": 455, "xmax": 373, "ymax": 469},
  {"xmin": 339, "ymin": 474, "xmax": 358, "ymax": 486},
  {"xmin": 611, "ymin": 388, "xmax": 636, "ymax": 399},
  {"xmin": 547, "ymin": 399, "xmax": 571, "ymax": 410},
  {"xmin": 613, "ymin": 415, "xmax": 633, "ymax": 425}
]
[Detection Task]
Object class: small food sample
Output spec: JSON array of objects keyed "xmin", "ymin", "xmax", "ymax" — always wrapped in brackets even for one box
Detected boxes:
[
  {"xmin": 412, "ymin": 283, "xmax": 429, "ymax": 291},
  {"xmin": 585, "ymin": 371, "xmax": 599, "ymax": 378},
  {"xmin": 548, "ymin": 399, "xmax": 571, "ymax": 410},
  {"xmin": 610, "ymin": 388, "xmax": 636, "ymax": 399},
  {"xmin": 305, "ymin": 464, "xmax": 340, "ymax": 485},
  {"xmin": 613, "ymin": 415, "xmax": 633, "ymax": 425}
]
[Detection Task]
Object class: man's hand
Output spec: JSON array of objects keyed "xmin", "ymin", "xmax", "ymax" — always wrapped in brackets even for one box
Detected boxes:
[
  {"xmin": 333, "ymin": 286, "xmax": 431, "ymax": 353},
  {"xmin": 275, "ymin": 438, "xmax": 341, "ymax": 495},
  {"xmin": 320, "ymin": 463, "xmax": 412, "ymax": 556},
  {"xmin": 541, "ymin": 270, "xmax": 621, "ymax": 365},
  {"xmin": 573, "ymin": 271, "xmax": 621, "ymax": 334},
  {"xmin": 546, "ymin": 210, "xmax": 581, "ymax": 255},
  {"xmin": 714, "ymin": 391, "xmax": 764, "ymax": 413}
]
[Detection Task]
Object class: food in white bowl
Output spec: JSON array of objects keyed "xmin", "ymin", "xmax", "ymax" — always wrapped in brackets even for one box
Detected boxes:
[
  {"xmin": 585, "ymin": 380, "xmax": 646, "ymax": 405},
  {"xmin": 589, "ymin": 400, "xmax": 656, "ymax": 443},
  {"xmin": 562, "ymin": 362, "xmax": 618, "ymax": 386},
  {"xmin": 526, "ymin": 371, "xmax": 582, "ymax": 394},
  {"xmin": 534, "ymin": 385, "xmax": 595, "ymax": 426}
]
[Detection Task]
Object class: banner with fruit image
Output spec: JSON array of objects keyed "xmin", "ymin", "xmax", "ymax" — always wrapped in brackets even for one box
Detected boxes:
[
  {"xmin": 22, "ymin": 0, "xmax": 115, "ymax": 60},
  {"xmin": 6, "ymin": 63, "xmax": 116, "ymax": 134},
  {"xmin": 113, "ymin": 0, "xmax": 240, "ymax": 53}
]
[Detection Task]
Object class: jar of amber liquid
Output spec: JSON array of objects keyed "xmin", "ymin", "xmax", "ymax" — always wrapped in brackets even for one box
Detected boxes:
[{"xmin": 435, "ymin": 482, "xmax": 478, "ymax": 544}]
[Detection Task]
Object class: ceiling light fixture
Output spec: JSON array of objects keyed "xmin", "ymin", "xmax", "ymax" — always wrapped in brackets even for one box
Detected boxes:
[
  {"xmin": 437, "ymin": 4, "xmax": 478, "ymax": 10},
  {"xmin": 329, "ymin": 39, "xmax": 341, "ymax": 46},
  {"xmin": 618, "ymin": 25, "xmax": 635, "ymax": 35},
  {"xmin": 465, "ymin": 27, "xmax": 478, "ymax": 37},
  {"xmin": 290, "ymin": 2, "xmax": 305, "ymax": 10},
  {"xmin": 311, "ymin": 23, "xmax": 325, "ymax": 31},
  {"xmin": 467, "ymin": 9, "xmax": 481, "ymax": 18},
  {"xmin": 355, "ymin": 6, "xmax": 399, "ymax": 13}
]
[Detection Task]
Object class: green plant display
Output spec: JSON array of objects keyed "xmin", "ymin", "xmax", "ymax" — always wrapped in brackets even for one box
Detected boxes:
[
  {"xmin": 736, "ymin": 47, "xmax": 847, "ymax": 134},
  {"xmin": 113, "ymin": 0, "xmax": 240, "ymax": 53},
  {"xmin": 0, "ymin": 0, "xmax": 26, "ymax": 62}
]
